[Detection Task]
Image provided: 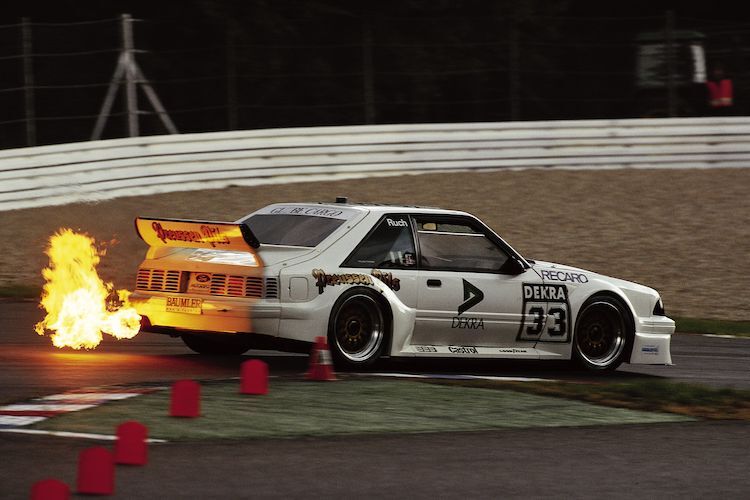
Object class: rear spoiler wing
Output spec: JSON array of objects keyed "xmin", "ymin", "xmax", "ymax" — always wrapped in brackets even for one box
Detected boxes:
[{"xmin": 135, "ymin": 217, "xmax": 260, "ymax": 252}]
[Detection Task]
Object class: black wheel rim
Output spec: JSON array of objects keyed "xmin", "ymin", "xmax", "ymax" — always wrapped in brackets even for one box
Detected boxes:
[
  {"xmin": 333, "ymin": 294, "xmax": 384, "ymax": 363},
  {"xmin": 575, "ymin": 301, "xmax": 626, "ymax": 368}
]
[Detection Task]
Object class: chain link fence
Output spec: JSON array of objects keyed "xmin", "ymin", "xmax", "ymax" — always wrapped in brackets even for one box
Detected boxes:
[{"xmin": 1, "ymin": 9, "xmax": 749, "ymax": 150}]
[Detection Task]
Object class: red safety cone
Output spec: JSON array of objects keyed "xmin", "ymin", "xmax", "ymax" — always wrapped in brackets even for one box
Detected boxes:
[
  {"xmin": 240, "ymin": 359, "xmax": 269, "ymax": 395},
  {"xmin": 306, "ymin": 336, "xmax": 337, "ymax": 381},
  {"xmin": 77, "ymin": 447, "xmax": 114, "ymax": 495},
  {"xmin": 31, "ymin": 478, "xmax": 70, "ymax": 500},
  {"xmin": 170, "ymin": 379, "xmax": 200, "ymax": 418},
  {"xmin": 305, "ymin": 336, "xmax": 322, "ymax": 379},
  {"xmin": 114, "ymin": 421, "xmax": 148, "ymax": 465}
]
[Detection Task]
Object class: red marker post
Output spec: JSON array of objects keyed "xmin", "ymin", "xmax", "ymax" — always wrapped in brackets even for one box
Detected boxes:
[
  {"xmin": 77, "ymin": 447, "xmax": 115, "ymax": 495},
  {"xmin": 114, "ymin": 421, "xmax": 148, "ymax": 465},
  {"xmin": 31, "ymin": 478, "xmax": 70, "ymax": 500},
  {"xmin": 170, "ymin": 379, "xmax": 201, "ymax": 417},
  {"xmin": 240, "ymin": 359, "xmax": 269, "ymax": 395}
]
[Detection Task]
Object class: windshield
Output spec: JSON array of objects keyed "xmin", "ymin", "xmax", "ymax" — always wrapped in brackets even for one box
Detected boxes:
[{"xmin": 243, "ymin": 214, "xmax": 346, "ymax": 247}]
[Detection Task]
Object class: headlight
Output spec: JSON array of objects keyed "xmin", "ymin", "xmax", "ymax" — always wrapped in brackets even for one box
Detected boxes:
[{"xmin": 653, "ymin": 297, "xmax": 666, "ymax": 316}]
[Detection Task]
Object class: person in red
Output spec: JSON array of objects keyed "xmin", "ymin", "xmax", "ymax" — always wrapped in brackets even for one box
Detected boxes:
[{"xmin": 706, "ymin": 64, "xmax": 734, "ymax": 115}]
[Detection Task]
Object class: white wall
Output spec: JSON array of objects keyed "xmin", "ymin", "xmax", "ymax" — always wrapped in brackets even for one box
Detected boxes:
[{"xmin": 1, "ymin": 117, "xmax": 749, "ymax": 211}]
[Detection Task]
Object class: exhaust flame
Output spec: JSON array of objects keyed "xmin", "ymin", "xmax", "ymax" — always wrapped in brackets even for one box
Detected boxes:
[{"xmin": 35, "ymin": 229, "xmax": 141, "ymax": 349}]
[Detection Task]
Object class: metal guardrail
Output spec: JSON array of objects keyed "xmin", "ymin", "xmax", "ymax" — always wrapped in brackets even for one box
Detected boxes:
[{"xmin": 1, "ymin": 117, "xmax": 749, "ymax": 211}]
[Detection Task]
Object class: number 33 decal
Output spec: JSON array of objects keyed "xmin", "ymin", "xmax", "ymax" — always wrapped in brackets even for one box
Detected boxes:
[
  {"xmin": 518, "ymin": 283, "xmax": 571, "ymax": 343},
  {"xmin": 525, "ymin": 306, "xmax": 567, "ymax": 337}
]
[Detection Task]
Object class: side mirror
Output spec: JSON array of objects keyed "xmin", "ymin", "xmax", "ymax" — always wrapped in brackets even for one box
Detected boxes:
[{"xmin": 498, "ymin": 255, "xmax": 526, "ymax": 275}]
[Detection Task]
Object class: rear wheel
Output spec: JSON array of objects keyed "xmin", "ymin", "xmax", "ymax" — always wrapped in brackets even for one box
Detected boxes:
[
  {"xmin": 328, "ymin": 289, "xmax": 389, "ymax": 368},
  {"xmin": 573, "ymin": 296, "xmax": 633, "ymax": 371},
  {"xmin": 181, "ymin": 333, "xmax": 252, "ymax": 355}
]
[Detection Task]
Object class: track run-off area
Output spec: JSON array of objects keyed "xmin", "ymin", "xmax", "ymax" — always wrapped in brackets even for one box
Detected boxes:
[
  {"xmin": 1, "ymin": 164, "xmax": 749, "ymax": 498},
  {"xmin": 1, "ymin": 300, "xmax": 749, "ymax": 498}
]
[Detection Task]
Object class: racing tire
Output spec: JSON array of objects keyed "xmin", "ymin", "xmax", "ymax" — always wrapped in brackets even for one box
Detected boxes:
[
  {"xmin": 181, "ymin": 333, "xmax": 252, "ymax": 355},
  {"xmin": 327, "ymin": 288, "xmax": 389, "ymax": 369},
  {"xmin": 573, "ymin": 296, "xmax": 633, "ymax": 371}
]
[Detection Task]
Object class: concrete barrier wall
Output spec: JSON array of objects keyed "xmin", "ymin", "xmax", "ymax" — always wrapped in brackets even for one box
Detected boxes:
[{"xmin": 1, "ymin": 117, "xmax": 749, "ymax": 211}]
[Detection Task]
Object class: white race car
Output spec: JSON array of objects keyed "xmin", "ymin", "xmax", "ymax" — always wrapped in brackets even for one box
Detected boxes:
[{"xmin": 131, "ymin": 198, "xmax": 674, "ymax": 371}]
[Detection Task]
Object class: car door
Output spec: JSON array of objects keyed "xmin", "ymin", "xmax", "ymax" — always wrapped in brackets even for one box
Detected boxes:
[
  {"xmin": 410, "ymin": 215, "xmax": 541, "ymax": 349},
  {"xmin": 340, "ymin": 213, "xmax": 419, "ymax": 308}
]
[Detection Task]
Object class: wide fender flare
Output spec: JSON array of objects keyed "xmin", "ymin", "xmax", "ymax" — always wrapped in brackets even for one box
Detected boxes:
[
  {"xmin": 304, "ymin": 277, "xmax": 415, "ymax": 354},
  {"xmin": 568, "ymin": 277, "xmax": 638, "ymax": 335},
  {"xmin": 366, "ymin": 279, "xmax": 417, "ymax": 356}
]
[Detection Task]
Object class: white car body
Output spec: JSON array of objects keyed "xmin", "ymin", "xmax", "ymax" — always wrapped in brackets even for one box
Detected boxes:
[{"xmin": 131, "ymin": 201, "xmax": 674, "ymax": 370}]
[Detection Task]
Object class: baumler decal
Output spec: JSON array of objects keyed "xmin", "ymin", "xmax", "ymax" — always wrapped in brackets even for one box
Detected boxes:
[
  {"xmin": 452, "ymin": 279, "xmax": 485, "ymax": 330},
  {"xmin": 372, "ymin": 269, "xmax": 400, "ymax": 291},
  {"xmin": 312, "ymin": 269, "xmax": 374, "ymax": 294}
]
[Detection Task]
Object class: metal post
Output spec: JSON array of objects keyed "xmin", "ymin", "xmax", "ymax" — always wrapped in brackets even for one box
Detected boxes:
[
  {"xmin": 92, "ymin": 56, "xmax": 126, "ymax": 140},
  {"xmin": 21, "ymin": 18, "xmax": 36, "ymax": 147},
  {"xmin": 665, "ymin": 10, "xmax": 676, "ymax": 118},
  {"xmin": 508, "ymin": 7, "xmax": 521, "ymax": 121},
  {"xmin": 362, "ymin": 16, "xmax": 376, "ymax": 124},
  {"xmin": 92, "ymin": 13, "xmax": 176, "ymax": 140},
  {"xmin": 134, "ymin": 65, "xmax": 178, "ymax": 134},
  {"xmin": 121, "ymin": 14, "xmax": 139, "ymax": 136}
]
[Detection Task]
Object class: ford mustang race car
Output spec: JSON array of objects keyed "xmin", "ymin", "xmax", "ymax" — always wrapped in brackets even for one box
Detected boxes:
[{"xmin": 131, "ymin": 198, "xmax": 674, "ymax": 371}]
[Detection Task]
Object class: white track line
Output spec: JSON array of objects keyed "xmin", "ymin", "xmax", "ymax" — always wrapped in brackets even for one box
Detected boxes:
[
  {"xmin": 0, "ymin": 428, "xmax": 167, "ymax": 443},
  {"xmin": 0, "ymin": 416, "xmax": 47, "ymax": 426},
  {"xmin": 39, "ymin": 393, "xmax": 143, "ymax": 401},
  {"xmin": 0, "ymin": 403, "xmax": 96, "ymax": 412}
]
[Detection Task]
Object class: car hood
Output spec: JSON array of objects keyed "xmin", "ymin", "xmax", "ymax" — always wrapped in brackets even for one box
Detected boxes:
[
  {"xmin": 532, "ymin": 260, "xmax": 660, "ymax": 314},
  {"xmin": 531, "ymin": 260, "xmax": 592, "ymax": 281},
  {"xmin": 532, "ymin": 260, "xmax": 653, "ymax": 291}
]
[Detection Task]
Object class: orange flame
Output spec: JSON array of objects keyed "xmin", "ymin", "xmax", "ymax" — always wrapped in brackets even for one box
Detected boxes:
[{"xmin": 35, "ymin": 229, "xmax": 141, "ymax": 349}]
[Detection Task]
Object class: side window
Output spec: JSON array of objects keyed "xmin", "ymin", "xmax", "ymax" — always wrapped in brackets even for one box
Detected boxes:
[
  {"xmin": 416, "ymin": 218, "xmax": 509, "ymax": 272},
  {"xmin": 343, "ymin": 215, "xmax": 417, "ymax": 268}
]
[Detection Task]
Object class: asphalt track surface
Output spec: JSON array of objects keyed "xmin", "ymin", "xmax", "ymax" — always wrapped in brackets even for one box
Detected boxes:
[{"xmin": 1, "ymin": 301, "xmax": 749, "ymax": 498}]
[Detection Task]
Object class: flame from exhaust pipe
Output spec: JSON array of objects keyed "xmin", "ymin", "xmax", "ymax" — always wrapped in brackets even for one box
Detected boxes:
[{"xmin": 35, "ymin": 229, "xmax": 141, "ymax": 349}]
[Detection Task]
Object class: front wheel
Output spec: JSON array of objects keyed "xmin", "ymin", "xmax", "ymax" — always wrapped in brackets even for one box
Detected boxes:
[
  {"xmin": 573, "ymin": 296, "xmax": 633, "ymax": 371},
  {"xmin": 181, "ymin": 333, "xmax": 252, "ymax": 355},
  {"xmin": 328, "ymin": 289, "xmax": 389, "ymax": 368}
]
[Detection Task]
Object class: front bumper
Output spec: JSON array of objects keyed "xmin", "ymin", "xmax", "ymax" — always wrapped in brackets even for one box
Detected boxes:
[
  {"xmin": 630, "ymin": 315, "xmax": 675, "ymax": 365},
  {"xmin": 131, "ymin": 291, "xmax": 281, "ymax": 335}
]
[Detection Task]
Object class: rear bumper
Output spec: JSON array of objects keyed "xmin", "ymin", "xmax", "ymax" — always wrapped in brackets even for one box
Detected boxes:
[
  {"xmin": 131, "ymin": 291, "xmax": 280, "ymax": 335},
  {"xmin": 629, "ymin": 315, "xmax": 675, "ymax": 365}
]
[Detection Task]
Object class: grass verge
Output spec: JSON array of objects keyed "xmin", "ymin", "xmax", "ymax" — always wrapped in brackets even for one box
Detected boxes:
[
  {"xmin": 30, "ymin": 378, "xmax": 690, "ymax": 441},
  {"xmin": 428, "ymin": 379, "xmax": 750, "ymax": 421},
  {"xmin": 675, "ymin": 317, "xmax": 750, "ymax": 337}
]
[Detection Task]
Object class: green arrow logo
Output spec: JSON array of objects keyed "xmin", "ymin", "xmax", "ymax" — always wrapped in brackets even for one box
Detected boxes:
[{"xmin": 458, "ymin": 279, "xmax": 484, "ymax": 315}]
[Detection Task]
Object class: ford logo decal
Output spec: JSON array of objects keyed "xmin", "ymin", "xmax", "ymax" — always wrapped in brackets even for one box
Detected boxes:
[{"xmin": 195, "ymin": 273, "xmax": 210, "ymax": 283}]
